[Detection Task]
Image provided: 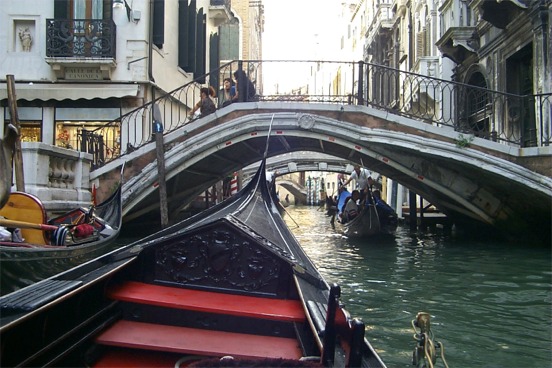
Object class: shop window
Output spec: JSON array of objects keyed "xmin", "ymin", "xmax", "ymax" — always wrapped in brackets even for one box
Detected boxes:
[
  {"xmin": 20, "ymin": 122, "xmax": 42, "ymax": 142},
  {"xmin": 55, "ymin": 121, "xmax": 120, "ymax": 159},
  {"xmin": 3, "ymin": 121, "xmax": 41, "ymax": 142}
]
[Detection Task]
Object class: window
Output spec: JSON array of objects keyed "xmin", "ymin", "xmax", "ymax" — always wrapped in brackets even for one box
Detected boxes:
[
  {"xmin": 55, "ymin": 121, "xmax": 120, "ymax": 159},
  {"xmin": 20, "ymin": 122, "xmax": 41, "ymax": 142},
  {"xmin": 3, "ymin": 121, "xmax": 41, "ymax": 142}
]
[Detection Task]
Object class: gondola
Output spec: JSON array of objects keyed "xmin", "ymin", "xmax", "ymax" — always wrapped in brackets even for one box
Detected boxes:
[
  {"xmin": 0, "ymin": 181, "xmax": 123, "ymax": 295},
  {"xmin": 332, "ymin": 188, "xmax": 398, "ymax": 238},
  {"xmin": 0, "ymin": 155, "xmax": 387, "ymax": 367}
]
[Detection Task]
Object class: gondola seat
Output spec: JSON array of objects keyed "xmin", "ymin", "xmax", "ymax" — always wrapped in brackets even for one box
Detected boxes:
[
  {"xmin": 106, "ymin": 281, "xmax": 305, "ymax": 322},
  {"xmin": 94, "ymin": 281, "xmax": 309, "ymax": 366}
]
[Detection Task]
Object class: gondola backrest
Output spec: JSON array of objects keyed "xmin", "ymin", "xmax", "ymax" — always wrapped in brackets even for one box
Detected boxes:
[{"xmin": 0, "ymin": 192, "xmax": 48, "ymax": 245}]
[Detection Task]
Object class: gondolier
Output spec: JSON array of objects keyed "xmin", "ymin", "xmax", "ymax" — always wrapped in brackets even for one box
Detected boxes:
[{"xmin": 342, "ymin": 164, "xmax": 377, "ymax": 201}]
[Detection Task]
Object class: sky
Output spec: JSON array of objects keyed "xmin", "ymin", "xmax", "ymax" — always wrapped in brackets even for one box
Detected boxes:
[{"xmin": 261, "ymin": 0, "xmax": 342, "ymax": 93}]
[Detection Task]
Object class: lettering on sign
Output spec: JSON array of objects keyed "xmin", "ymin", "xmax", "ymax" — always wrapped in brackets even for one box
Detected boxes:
[{"xmin": 65, "ymin": 67, "xmax": 102, "ymax": 80}]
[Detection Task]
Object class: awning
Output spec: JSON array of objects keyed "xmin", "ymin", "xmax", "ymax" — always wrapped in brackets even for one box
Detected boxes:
[{"xmin": 0, "ymin": 83, "xmax": 140, "ymax": 101}]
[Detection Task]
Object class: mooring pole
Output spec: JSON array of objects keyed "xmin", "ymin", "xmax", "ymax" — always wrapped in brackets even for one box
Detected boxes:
[
  {"xmin": 419, "ymin": 195, "xmax": 425, "ymax": 230},
  {"xmin": 152, "ymin": 104, "xmax": 168, "ymax": 228},
  {"xmin": 155, "ymin": 131, "xmax": 169, "ymax": 228},
  {"xmin": 6, "ymin": 75, "xmax": 25, "ymax": 192},
  {"xmin": 409, "ymin": 190, "xmax": 417, "ymax": 231},
  {"xmin": 154, "ymin": 131, "xmax": 169, "ymax": 228}
]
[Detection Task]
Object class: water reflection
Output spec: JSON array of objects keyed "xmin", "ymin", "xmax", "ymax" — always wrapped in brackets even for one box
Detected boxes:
[{"xmin": 284, "ymin": 206, "xmax": 552, "ymax": 368}]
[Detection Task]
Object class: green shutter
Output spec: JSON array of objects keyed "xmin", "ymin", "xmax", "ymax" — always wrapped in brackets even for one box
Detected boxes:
[
  {"xmin": 209, "ymin": 33, "xmax": 220, "ymax": 92},
  {"xmin": 153, "ymin": 0, "xmax": 165, "ymax": 48},
  {"xmin": 54, "ymin": 0, "xmax": 68, "ymax": 18},
  {"xmin": 186, "ymin": 0, "xmax": 197, "ymax": 73},
  {"xmin": 195, "ymin": 10, "xmax": 206, "ymax": 82},
  {"xmin": 178, "ymin": 0, "xmax": 190, "ymax": 69}
]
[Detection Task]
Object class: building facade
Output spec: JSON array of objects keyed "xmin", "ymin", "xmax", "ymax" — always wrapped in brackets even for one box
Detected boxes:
[
  {"xmin": 0, "ymin": 0, "xmax": 262, "ymax": 210},
  {"xmin": 303, "ymin": 0, "xmax": 550, "ymax": 215}
]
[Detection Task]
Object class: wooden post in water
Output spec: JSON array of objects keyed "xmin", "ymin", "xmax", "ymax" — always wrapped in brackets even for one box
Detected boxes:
[
  {"xmin": 152, "ymin": 104, "xmax": 168, "ymax": 228},
  {"xmin": 6, "ymin": 75, "xmax": 25, "ymax": 192},
  {"xmin": 419, "ymin": 195, "xmax": 425, "ymax": 230},
  {"xmin": 155, "ymin": 131, "xmax": 169, "ymax": 228},
  {"xmin": 409, "ymin": 190, "xmax": 417, "ymax": 231}
]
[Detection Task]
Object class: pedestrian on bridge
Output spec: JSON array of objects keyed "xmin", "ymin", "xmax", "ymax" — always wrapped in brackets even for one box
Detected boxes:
[
  {"xmin": 189, "ymin": 86, "xmax": 216, "ymax": 119},
  {"xmin": 219, "ymin": 77, "xmax": 236, "ymax": 107},
  {"xmin": 233, "ymin": 70, "xmax": 256, "ymax": 103}
]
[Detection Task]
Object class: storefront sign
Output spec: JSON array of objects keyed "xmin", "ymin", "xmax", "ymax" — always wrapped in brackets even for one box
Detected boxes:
[{"xmin": 64, "ymin": 67, "xmax": 103, "ymax": 80}]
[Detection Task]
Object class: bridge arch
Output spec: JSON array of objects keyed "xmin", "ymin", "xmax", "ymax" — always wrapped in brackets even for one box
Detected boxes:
[{"xmin": 92, "ymin": 103, "xmax": 551, "ymax": 239}]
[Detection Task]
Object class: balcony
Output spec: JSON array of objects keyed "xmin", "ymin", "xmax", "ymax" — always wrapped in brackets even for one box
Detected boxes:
[
  {"xmin": 436, "ymin": 27, "xmax": 478, "ymax": 64},
  {"xmin": 473, "ymin": 0, "xmax": 529, "ymax": 29},
  {"xmin": 365, "ymin": 3, "xmax": 394, "ymax": 44},
  {"xmin": 209, "ymin": 0, "xmax": 233, "ymax": 26},
  {"xmin": 364, "ymin": 3, "xmax": 394, "ymax": 57},
  {"xmin": 45, "ymin": 19, "xmax": 117, "ymax": 80}
]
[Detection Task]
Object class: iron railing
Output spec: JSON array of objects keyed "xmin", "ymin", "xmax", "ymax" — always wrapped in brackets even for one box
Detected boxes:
[
  {"xmin": 81, "ymin": 60, "xmax": 551, "ymax": 169},
  {"xmin": 46, "ymin": 18, "xmax": 116, "ymax": 58}
]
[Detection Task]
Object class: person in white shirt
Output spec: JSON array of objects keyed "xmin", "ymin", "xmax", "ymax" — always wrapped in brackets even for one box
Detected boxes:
[{"xmin": 342, "ymin": 165, "xmax": 374, "ymax": 201}]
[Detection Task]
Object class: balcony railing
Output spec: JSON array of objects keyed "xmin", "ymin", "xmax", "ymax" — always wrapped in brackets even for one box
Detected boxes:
[
  {"xmin": 46, "ymin": 18, "xmax": 116, "ymax": 58},
  {"xmin": 80, "ymin": 60, "xmax": 551, "ymax": 169}
]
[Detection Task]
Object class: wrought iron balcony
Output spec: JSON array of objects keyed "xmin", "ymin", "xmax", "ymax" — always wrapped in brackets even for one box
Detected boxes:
[{"xmin": 46, "ymin": 18, "xmax": 116, "ymax": 58}]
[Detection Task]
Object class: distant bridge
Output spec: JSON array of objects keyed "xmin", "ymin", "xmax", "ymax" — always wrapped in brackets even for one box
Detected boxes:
[{"xmin": 242, "ymin": 152, "xmax": 352, "ymax": 177}]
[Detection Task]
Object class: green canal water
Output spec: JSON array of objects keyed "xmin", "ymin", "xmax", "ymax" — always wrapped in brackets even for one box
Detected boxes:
[{"xmin": 283, "ymin": 205, "xmax": 551, "ymax": 368}]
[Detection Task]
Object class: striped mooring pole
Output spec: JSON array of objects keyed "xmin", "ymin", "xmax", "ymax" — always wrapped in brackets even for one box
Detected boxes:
[{"xmin": 230, "ymin": 172, "xmax": 238, "ymax": 195}]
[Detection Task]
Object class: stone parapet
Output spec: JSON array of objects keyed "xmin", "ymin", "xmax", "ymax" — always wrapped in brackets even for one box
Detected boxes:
[{"xmin": 19, "ymin": 142, "xmax": 92, "ymax": 215}]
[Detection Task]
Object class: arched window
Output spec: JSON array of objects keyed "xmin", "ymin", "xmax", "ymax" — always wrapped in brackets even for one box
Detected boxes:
[{"xmin": 460, "ymin": 70, "xmax": 491, "ymax": 138}]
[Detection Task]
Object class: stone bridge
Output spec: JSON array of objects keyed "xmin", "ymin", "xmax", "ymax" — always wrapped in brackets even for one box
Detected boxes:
[{"xmin": 91, "ymin": 102, "xmax": 552, "ymax": 240}]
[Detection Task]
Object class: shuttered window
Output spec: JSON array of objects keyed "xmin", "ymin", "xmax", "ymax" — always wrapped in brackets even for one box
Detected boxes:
[
  {"xmin": 178, "ymin": 0, "xmax": 190, "ymax": 69},
  {"xmin": 153, "ymin": 0, "xmax": 165, "ymax": 48}
]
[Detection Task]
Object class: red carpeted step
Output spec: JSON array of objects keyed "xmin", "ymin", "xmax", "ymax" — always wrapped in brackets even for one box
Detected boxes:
[
  {"xmin": 95, "ymin": 320, "xmax": 303, "ymax": 360},
  {"xmin": 107, "ymin": 281, "xmax": 305, "ymax": 322},
  {"xmin": 93, "ymin": 348, "xmax": 190, "ymax": 368}
]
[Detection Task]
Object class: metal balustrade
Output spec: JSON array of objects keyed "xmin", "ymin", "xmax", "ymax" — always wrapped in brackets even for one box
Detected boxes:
[
  {"xmin": 46, "ymin": 19, "xmax": 116, "ymax": 58},
  {"xmin": 81, "ymin": 60, "xmax": 551, "ymax": 170}
]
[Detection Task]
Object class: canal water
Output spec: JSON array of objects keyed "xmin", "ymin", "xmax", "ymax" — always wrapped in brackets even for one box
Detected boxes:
[{"xmin": 283, "ymin": 205, "xmax": 551, "ymax": 368}]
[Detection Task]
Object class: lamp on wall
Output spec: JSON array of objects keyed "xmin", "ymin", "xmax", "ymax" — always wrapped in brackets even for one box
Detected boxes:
[{"xmin": 113, "ymin": 0, "xmax": 132, "ymax": 22}]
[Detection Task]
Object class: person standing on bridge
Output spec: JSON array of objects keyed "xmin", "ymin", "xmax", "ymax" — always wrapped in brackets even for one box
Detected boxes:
[
  {"xmin": 219, "ymin": 77, "xmax": 236, "ymax": 108},
  {"xmin": 342, "ymin": 164, "xmax": 377, "ymax": 202},
  {"xmin": 232, "ymin": 70, "xmax": 257, "ymax": 103},
  {"xmin": 189, "ymin": 86, "xmax": 217, "ymax": 119}
]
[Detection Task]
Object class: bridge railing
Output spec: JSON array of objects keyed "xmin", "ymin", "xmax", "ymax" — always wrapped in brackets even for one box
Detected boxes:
[
  {"xmin": 83, "ymin": 60, "xmax": 551, "ymax": 169},
  {"xmin": 356, "ymin": 61, "xmax": 551, "ymax": 147}
]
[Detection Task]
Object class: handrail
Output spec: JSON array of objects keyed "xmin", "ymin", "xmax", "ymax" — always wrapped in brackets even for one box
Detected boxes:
[{"xmin": 81, "ymin": 60, "xmax": 551, "ymax": 170}]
